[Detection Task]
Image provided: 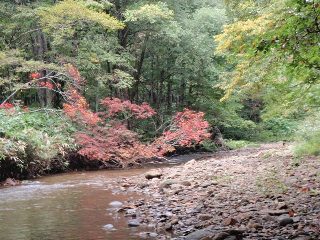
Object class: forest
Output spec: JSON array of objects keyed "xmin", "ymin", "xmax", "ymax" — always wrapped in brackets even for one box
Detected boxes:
[
  {"xmin": 0, "ymin": 1, "xmax": 319, "ymax": 240},
  {"xmin": 0, "ymin": 0, "xmax": 319, "ymax": 179}
]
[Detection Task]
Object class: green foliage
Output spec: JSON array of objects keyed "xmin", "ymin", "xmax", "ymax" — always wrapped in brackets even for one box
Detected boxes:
[
  {"xmin": 201, "ymin": 140, "xmax": 218, "ymax": 152},
  {"xmin": 125, "ymin": 2, "xmax": 174, "ymax": 24},
  {"xmin": 0, "ymin": 109, "xmax": 76, "ymax": 177},
  {"xmin": 215, "ymin": 0, "xmax": 320, "ymax": 117},
  {"xmin": 261, "ymin": 117, "xmax": 296, "ymax": 140},
  {"xmin": 225, "ymin": 139, "xmax": 260, "ymax": 150},
  {"xmin": 38, "ymin": 0, "xmax": 124, "ymax": 31},
  {"xmin": 295, "ymin": 113, "xmax": 320, "ymax": 156}
]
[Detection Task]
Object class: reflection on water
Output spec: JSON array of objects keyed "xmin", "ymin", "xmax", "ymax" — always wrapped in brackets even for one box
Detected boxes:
[
  {"xmin": 0, "ymin": 153, "xmax": 210, "ymax": 240},
  {"xmin": 0, "ymin": 169, "xmax": 151, "ymax": 240}
]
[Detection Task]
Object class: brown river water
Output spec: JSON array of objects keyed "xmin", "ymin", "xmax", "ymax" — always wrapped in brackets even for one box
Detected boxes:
[
  {"xmin": 0, "ymin": 168, "xmax": 150, "ymax": 240},
  {"xmin": 0, "ymin": 153, "xmax": 210, "ymax": 240}
]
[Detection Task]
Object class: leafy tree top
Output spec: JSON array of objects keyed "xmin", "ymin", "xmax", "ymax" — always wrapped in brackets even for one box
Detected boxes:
[
  {"xmin": 125, "ymin": 2, "xmax": 174, "ymax": 24},
  {"xmin": 38, "ymin": 0, "xmax": 124, "ymax": 31}
]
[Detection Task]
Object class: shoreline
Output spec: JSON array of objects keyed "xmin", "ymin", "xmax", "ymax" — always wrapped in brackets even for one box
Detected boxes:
[{"xmin": 113, "ymin": 143, "xmax": 320, "ymax": 239}]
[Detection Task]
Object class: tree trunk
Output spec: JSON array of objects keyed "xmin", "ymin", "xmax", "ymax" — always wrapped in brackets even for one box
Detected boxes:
[
  {"xmin": 211, "ymin": 126, "xmax": 228, "ymax": 150},
  {"xmin": 32, "ymin": 30, "xmax": 53, "ymax": 108},
  {"xmin": 130, "ymin": 34, "xmax": 149, "ymax": 101}
]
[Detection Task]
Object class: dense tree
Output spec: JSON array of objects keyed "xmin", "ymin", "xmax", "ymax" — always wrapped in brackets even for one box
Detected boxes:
[
  {"xmin": 216, "ymin": 0, "xmax": 320, "ymax": 117},
  {"xmin": 1, "ymin": 0, "xmax": 318, "ymax": 180}
]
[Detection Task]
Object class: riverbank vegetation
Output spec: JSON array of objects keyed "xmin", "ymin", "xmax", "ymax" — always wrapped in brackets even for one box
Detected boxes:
[{"xmin": 0, "ymin": 0, "xmax": 319, "ymax": 180}]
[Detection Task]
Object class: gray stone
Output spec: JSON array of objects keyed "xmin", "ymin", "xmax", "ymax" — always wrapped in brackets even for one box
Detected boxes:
[
  {"xmin": 184, "ymin": 229, "xmax": 215, "ymax": 240},
  {"xmin": 160, "ymin": 179, "xmax": 177, "ymax": 189},
  {"xmin": 278, "ymin": 217, "xmax": 294, "ymax": 226},
  {"xmin": 145, "ymin": 170, "xmax": 163, "ymax": 180},
  {"xmin": 109, "ymin": 201, "xmax": 123, "ymax": 208},
  {"xmin": 128, "ymin": 219, "xmax": 140, "ymax": 227},
  {"xmin": 102, "ymin": 224, "xmax": 115, "ymax": 231},
  {"xmin": 198, "ymin": 214, "xmax": 212, "ymax": 221},
  {"xmin": 213, "ymin": 232, "xmax": 230, "ymax": 240}
]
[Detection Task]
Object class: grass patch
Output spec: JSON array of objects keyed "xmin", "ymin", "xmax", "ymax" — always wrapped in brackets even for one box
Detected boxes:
[
  {"xmin": 225, "ymin": 139, "xmax": 260, "ymax": 150},
  {"xmin": 255, "ymin": 169, "xmax": 288, "ymax": 195}
]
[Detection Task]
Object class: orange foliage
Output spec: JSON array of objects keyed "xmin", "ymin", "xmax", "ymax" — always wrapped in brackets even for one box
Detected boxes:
[
  {"xmin": 29, "ymin": 72, "xmax": 41, "ymax": 79},
  {"xmin": 100, "ymin": 97, "xmax": 156, "ymax": 119},
  {"xmin": 0, "ymin": 103, "xmax": 14, "ymax": 109},
  {"xmin": 62, "ymin": 65, "xmax": 211, "ymax": 163},
  {"xmin": 63, "ymin": 90, "xmax": 101, "ymax": 126},
  {"xmin": 151, "ymin": 109, "xmax": 211, "ymax": 155}
]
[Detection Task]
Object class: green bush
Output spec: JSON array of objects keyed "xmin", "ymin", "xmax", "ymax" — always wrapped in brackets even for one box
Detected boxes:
[
  {"xmin": 294, "ymin": 113, "xmax": 320, "ymax": 156},
  {"xmin": 201, "ymin": 139, "xmax": 218, "ymax": 152},
  {"xmin": 259, "ymin": 117, "xmax": 296, "ymax": 141},
  {"xmin": 221, "ymin": 118, "xmax": 259, "ymax": 140},
  {"xmin": 0, "ymin": 109, "xmax": 76, "ymax": 179},
  {"xmin": 225, "ymin": 139, "xmax": 260, "ymax": 150}
]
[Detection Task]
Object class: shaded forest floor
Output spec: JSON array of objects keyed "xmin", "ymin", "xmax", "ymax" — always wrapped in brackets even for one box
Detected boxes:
[{"xmin": 114, "ymin": 143, "xmax": 320, "ymax": 239}]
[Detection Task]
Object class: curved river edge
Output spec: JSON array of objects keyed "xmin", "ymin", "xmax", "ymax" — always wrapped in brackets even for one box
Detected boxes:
[
  {"xmin": 0, "ymin": 152, "xmax": 213, "ymax": 240},
  {"xmin": 0, "ymin": 152, "xmax": 213, "ymax": 187},
  {"xmin": 109, "ymin": 143, "xmax": 320, "ymax": 240}
]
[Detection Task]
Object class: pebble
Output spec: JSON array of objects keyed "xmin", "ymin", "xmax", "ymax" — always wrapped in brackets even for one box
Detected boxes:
[
  {"xmin": 279, "ymin": 217, "xmax": 294, "ymax": 226},
  {"xmin": 145, "ymin": 170, "xmax": 163, "ymax": 180},
  {"xmin": 114, "ymin": 143, "xmax": 320, "ymax": 240},
  {"xmin": 102, "ymin": 224, "xmax": 116, "ymax": 231},
  {"xmin": 128, "ymin": 219, "xmax": 140, "ymax": 227},
  {"xmin": 109, "ymin": 201, "xmax": 123, "ymax": 208}
]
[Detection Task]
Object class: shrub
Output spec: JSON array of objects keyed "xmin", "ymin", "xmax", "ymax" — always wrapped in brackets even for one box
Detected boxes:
[
  {"xmin": 0, "ymin": 109, "xmax": 76, "ymax": 180},
  {"xmin": 294, "ymin": 113, "xmax": 320, "ymax": 156},
  {"xmin": 225, "ymin": 139, "xmax": 259, "ymax": 150}
]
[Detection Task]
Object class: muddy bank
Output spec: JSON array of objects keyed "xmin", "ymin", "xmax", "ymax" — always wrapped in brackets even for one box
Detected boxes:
[
  {"xmin": 112, "ymin": 143, "xmax": 320, "ymax": 239},
  {"xmin": 0, "ymin": 152, "xmax": 213, "ymax": 186}
]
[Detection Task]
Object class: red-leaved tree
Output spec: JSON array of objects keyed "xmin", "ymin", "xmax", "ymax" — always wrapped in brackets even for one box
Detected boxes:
[
  {"xmin": 150, "ymin": 109, "xmax": 211, "ymax": 155},
  {"xmin": 62, "ymin": 66, "xmax": 211, "ymax": 164}
]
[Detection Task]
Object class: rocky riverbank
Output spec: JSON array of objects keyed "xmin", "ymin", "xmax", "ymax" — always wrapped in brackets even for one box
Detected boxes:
[{"xmin": 113, "ymin": 143, "xmax": 320, "ymax": 239}]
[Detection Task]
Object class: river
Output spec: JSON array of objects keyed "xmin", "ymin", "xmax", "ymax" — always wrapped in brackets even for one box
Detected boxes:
[{"xmin": 0, "ymin": 153, "xmax": 210, "ymax": 240}]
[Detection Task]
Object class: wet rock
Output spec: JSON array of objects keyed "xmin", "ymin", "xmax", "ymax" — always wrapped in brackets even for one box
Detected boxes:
[
  {"xmin": 198, "ymin": 214, "xmax": 212, "ymax": 221},
  {"xmin": 201, "ymin": 182, "xmax": 213, "ymax": 188},
  {"xmin": 184, "ymin": 159, "xmax": 197, "ymax": 168},
  {"xmin": 171, "ymin": 217, "xmax": 179, "ymax": 225},
  {"xmin": 145, "ymin": 170, "xmax": 163, "ymax": 180},
  {"xmin": 138, "ymin": 183, "xmax": 149, "ymax": 189},
  {"xmin": 102, "ymin": 224, "xmax": 116, "ymax": 231},
  {"xmin": 212, "ymin": 181, "xmax": 219, "ymax": 186},
  {"xmin": 212, "ymin": 232, "xmax": 230, "ymax": 240},
  {"xmin": 181, "ymin": 181, "xmax": 192, "ymax": 186},
  {"xmin": 3, "ymin": 178, "xmax": 20, "ymax": 186},
  {"xmin": 224, "ymin": 236, "xmax": 237, "ymax": 240},
  {"xmin": 277, "ymin": 203, "xmax": 288, "ymax": 210},
  {"xmin": 164, "ymin": 211, "xmax": 173, "ymax": 217},
  {"xmin": 235, "ymin": 212, "xmax": 251, "ymax": 222},
  {"xmin": 223, "ymin": 217, "xmax": 238, "ymax": 226},
  {"xmin": 184, "ymin": 228, "xmax": 214, "ymax": 240},
  {"xmin": 279, "ymin": 217, "xmax": 294, "ymax": 226},
  {"xmin": 159, "ymin": 179, "xmax": 177, "ymax": 189},
  {"xmin": 212, "ymin": 229, "xmax": 244, "ymax": 240},
  {"xmin": 292, "ymin": 217, "xmax": 301, "ymax": 223},
  {"xmin": 138, "ymin": 232, "xmax": 158, "ymax": 239},
  {"xmin": 225, "ymin": 229, "xmax": 245, "ymax": 235},
  {"xmin": 247, "ymin": 220, "xmax": 263, "ymax": 229},
  {"xmin": 293, "ymin": 236, "xmax": 311, "ymax": 240},
  {"xmin": 263, "ymin": 210, "xmax": 288, "ymax": 216},
  {"xmin": 128, "ymin": 219, "xmax": 140, "ymax": 227},
  {"xmin": 109, "ymin": 201, "xmax": 123, "ymax": 208},
  {"xmin": 125, "ymin": 209, "xmax": 137, "ymax": 217},
  {"xmin": 165, "ymin": 223, "xmax": 172, "ymax": 231}
]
